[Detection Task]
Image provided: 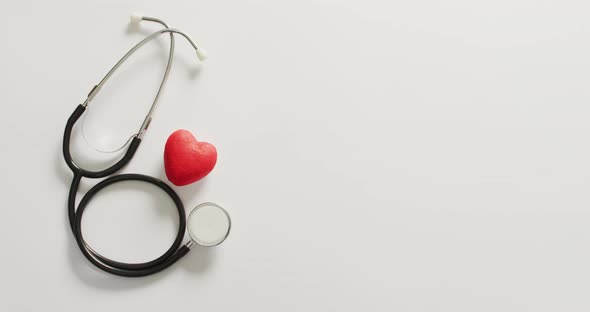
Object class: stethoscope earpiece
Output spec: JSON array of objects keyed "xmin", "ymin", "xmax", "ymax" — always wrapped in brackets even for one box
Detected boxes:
[
  {"xmin": 195, "ymin": 48, "xmax": 208, "ymax": 61},
  {"xmin": 130, "ymin": 12, "xmax": 144, "ymax": 24}
]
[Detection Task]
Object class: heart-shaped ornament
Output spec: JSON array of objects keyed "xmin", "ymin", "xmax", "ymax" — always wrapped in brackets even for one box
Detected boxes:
[{"xmin": 164, "ymin": 129, "xmax": 217, "ymax": 186}]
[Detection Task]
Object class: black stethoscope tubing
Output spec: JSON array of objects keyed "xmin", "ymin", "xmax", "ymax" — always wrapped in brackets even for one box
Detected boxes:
[{"xmin": 64, "ymin": 105, "xmax": 190, "ymax": 277}]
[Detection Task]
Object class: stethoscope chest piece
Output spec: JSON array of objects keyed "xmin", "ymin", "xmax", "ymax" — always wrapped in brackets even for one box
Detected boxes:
[{"xmin": 187, "ymin": 202, "xmax": 231, "ymax": 247}]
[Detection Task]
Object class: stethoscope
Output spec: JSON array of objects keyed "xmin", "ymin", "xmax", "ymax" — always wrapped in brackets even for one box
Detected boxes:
[{"xmin": 63, "ymin": 14, "xmax": 231, "ymax": 277}]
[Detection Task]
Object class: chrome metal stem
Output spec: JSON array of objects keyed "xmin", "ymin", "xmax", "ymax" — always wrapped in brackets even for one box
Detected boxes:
[{"xmin": 82, "ymin": 26, "xmax": 202, "ymax": 140}]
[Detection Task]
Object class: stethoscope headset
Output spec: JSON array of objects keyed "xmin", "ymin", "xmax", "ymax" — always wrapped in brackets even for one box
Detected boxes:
[{"xmin": 63, "ymin": 14, "xmax": 230, "ymax": 277}]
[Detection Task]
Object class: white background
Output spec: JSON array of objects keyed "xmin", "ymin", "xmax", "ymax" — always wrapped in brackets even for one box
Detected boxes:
[{"xmin": 1, "ymin": 0, "xmax": 590, "ymax": 310}]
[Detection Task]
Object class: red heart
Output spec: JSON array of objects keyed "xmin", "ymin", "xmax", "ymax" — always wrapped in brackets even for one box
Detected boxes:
[{"xmin": 164, "ymin": 129, "xmax": 217, "ymax": 186}]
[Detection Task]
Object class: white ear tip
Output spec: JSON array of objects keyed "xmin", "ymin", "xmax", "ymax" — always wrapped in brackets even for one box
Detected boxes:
[
  {"xmin": 196, "ymin": 48, "xmax": 208, "ymax": 61},
  {"xmin": 130, "ymin": 13, "xmax": 143, "ymax": 24}
]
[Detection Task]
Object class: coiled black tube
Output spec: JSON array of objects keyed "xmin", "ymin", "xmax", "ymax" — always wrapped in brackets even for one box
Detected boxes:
[{"xmin": 64, "ymin": 105, "xmax": 189, "ymax": 277}]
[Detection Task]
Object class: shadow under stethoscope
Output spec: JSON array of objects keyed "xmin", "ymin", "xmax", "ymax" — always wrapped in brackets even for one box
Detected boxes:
[{"xmin": 64, "ymin": 232, "xmax": 216, "ymax": 289}]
